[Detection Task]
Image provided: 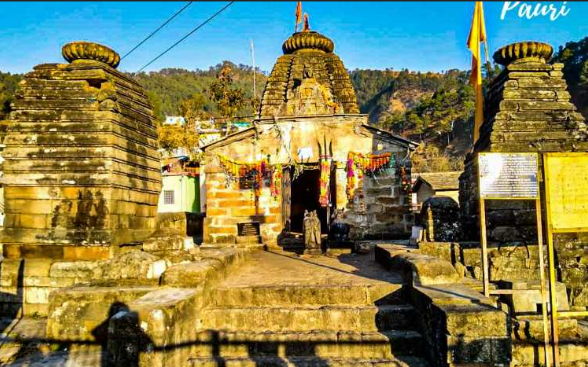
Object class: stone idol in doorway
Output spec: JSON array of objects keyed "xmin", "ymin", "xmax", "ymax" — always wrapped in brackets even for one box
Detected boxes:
[{"xmin": 303, "ymin": 210, "xmax": 322, "ymax": 256}]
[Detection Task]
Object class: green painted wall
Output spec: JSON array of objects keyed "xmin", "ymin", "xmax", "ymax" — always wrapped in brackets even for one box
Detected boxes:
[{"xmin": 158, "ymin": 175, "xmax": 200, "ymax": 213}]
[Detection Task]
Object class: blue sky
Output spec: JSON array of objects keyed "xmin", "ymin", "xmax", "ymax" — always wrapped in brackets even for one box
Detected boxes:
[{"xmin": 1, "ymin": 1, "xmax": 587, "ymax": 74}]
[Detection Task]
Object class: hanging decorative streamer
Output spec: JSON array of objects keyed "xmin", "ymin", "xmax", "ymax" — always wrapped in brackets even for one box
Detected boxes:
[
  {"xmin": 346, "ymin": 155, "xmax": 357, "ymax": 201},
  {"xmin": 270, "ymin": 164, "xmax": 282, "ymax": 198},
  {"xmin": 319, "ymin": 157, "xmax": 331, "ymax": 207},
  {"xmin": 398, "ymin": 165, "xmax": 411, "ymax": 193},
  {"xmin": 345, "ymin": 152, "xmax": 394, "ymax": 200},
  {"xmin": 348, "ymin": 152, "xmax": 393, "ymax": 176},
  {"xmin": 254, "ymin": 161, "xmax": 263, "ymax": 198},
  {"xmin": 217, "ymin": 154, "xmax": 270, "ymax": 199}
]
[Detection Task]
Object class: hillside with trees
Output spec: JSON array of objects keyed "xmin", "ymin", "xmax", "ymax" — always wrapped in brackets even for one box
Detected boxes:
[
  {"xmin": 553, "ymin": 37, "xmax": 588, "ymax": 117},
  {"xmin": 131, "ymin": 61, "xmax": 267, "ymax": 122},
  {"xmin": 1, "ymin": 34, "xmax": 588, "ymax": 171},
  {"xmin": 0, "ymin": 71, "xmax": 23, "ymax": 120},
  {"xmin": 349, "ymin": 68, "xmax": 481, "ymax": 171}
]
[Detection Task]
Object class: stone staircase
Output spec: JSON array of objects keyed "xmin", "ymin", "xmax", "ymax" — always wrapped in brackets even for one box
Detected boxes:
[{"xmin": 189, "ymin": 283, "xmax": 431, "ymax": 367}]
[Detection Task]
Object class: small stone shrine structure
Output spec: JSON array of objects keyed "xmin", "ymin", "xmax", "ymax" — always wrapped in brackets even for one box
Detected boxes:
[
  {"xmin": 0, "ymin": 42, "xmax": 161, "ymax": 315},
  {"xmin": 201, "ymin": 25, "xmax": 418, "ymax": 246},
  {"xmin": 458, "ymin": 41, "xmax": 588, "ymax": 307},
  {"xmin": 460, "ymin": 41, "xmax": 588, "ymax": 242}
]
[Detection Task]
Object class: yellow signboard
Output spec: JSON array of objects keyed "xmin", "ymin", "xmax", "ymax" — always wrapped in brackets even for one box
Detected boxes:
[{"xmin": 544, "ymin": 152, "xmax": 588, "ymax": 233}]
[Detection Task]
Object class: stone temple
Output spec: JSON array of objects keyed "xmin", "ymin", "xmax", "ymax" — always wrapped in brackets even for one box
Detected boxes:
[
  {"xmin": 201, "ymin": 26, "xmax": 418, "ymax": 248},
  {"xmin": 0, "ymin": 15, "xmax": 587, "ymax": 367}
]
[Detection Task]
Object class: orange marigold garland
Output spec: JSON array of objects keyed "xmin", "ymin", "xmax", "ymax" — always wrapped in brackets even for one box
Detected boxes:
[
  {"xmin": 218, "ymin": 155, "xmax": 270, "ymax": 200},
  {"xmin": 270, "ymin": 164, "xmax": 282, "ymax": 198},
  {"xmin": 346, "ymin": 152, "xmax": 394, "ymax": 200},
  {"xmin": 319, "ymin": 157, "xmax": 331, "ymax": 207},
  {"xmin": 346, "ymin": 155, "xmax": 357, "ymax": 200}
]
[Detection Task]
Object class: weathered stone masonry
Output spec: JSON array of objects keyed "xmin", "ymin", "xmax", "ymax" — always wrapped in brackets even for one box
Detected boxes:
[
  {"xmin": 0, "ymin": 42, "xmax": 161, "ymax": 315},
  {"xmin": 459, "ymin": 41, "xmax": 588, "ymax": 308},
  {"xmin": 460, "ymin": 41, "xmax": 588, "ymax": 242},
  {"xmin": 202, "ymin": 28, "xmax": 418, "ymax": 246}
]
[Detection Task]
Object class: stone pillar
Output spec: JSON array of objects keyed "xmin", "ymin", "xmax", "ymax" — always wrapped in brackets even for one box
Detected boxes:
[
  {"xmin": 335, "ymin": 166, "xmax": 348, "ymax": 209},
  {"xmin": 459, "ymin": 41, "xmax": 588, "ymax": 242},
  {"xmin": 2, "ymin": 42, "xmax": 161, "ymax": 260}
]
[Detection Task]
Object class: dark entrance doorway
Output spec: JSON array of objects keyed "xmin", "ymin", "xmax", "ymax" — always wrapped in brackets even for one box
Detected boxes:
[{"xmin": 289, "ymin": 166, "xmax": 335, "ymax": 234}]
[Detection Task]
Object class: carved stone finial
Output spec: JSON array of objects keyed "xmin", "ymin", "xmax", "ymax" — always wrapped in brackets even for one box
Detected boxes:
[
  {"xmin": 493, "ymin": 41, "xmax": 553, "ymax": 66},
  {"xmin": 62, "ymin": 41, "xmax": 121, "ymax": 68},
  {"xmin": 282, "ymin": 31, "xmax": 335, "ymax": 54}
]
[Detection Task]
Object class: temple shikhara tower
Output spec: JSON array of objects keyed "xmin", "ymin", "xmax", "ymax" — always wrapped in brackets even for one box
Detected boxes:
[
  {"xmin": 2, "ymin": 4, "xmax": 588, "ymax": 367},
  {"xmin": 460, "ymin": 41, "xmax": 588, "ymax": 242},
  {"xmin": 201, "ymin": 23, "xmax": 418, "ymax": 247},
  {"xmin": 3, "ymin": 42, "xmax": 161, "ymax": 260}
]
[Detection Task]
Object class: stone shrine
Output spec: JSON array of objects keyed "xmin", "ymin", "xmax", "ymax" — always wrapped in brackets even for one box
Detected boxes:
[
  {"xmin": 460, "ymin": 41, "xmax": 588, "ymax": 242},
  {"xmin": 0, "ymin": 42, "xmax": 162, "ymax": 316},
  {"xmin": 2, "ymin": 42, "xmax": 161, "ymax": 259},
  {"xmin": 202, "ymin": 26, "xmax": 418, "ymax": 247},
  {"xmin": 457, "ymin": 41, "xmax": 588, "ymax": 311}
]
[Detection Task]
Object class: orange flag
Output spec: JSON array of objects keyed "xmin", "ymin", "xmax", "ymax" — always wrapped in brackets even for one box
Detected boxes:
[
  {"xmin": 295, "ymin": 1, "xmax": 302, "ymax": 32},
  {"xmin": 467, "ymin": 1, "xmax": 488, "ymax": 145}
]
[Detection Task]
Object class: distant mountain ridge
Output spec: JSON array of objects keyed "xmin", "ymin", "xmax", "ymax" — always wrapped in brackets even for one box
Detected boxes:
[{"xmin": 1, "ymin": 35, "xmax": 587, "ymax": 173}]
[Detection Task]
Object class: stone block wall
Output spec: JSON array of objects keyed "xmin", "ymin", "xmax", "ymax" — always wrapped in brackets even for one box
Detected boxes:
[
  {"xmin": 2, "ymin": 42, "xmax": 161, "ymax": 260},
  {"xmin": 342, "ymin": 164, "xmax": 413, "ymax": 239},
  {"xmin": 421, "ymin": 240, "xmax": 588, "ymax": 310},
  {"xmin": 553, "ymin": 233, "xmax": 588, "ymax": 308},
  {"xmin": 203, "ymin": 163, "xmax": 282, "ymax": 246}
]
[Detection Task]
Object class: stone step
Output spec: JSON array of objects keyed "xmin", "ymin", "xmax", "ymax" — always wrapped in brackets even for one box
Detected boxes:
[
  {"xmin": 0, "ymin": 317, "xmax": 50, "ymax": 364},
  {"xmin": 187, "ymin": 356, "xmax": 431, "ymax": 367},
  {"xmin": 236, "ymin": 236, "xmax": 262, "ymax": 244},
  {"xmin": 198, "ymin": 305, "xmax": 417, "ymax": 332},
  {"xmin": 188, "ymin": 330, "xmax": 426, "ymax": 360},
  {"xmin": 210, "ymin": 284, "xmax": 405, "ymax": 307}
]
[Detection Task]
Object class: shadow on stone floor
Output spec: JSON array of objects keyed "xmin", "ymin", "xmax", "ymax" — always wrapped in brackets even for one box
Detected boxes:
[{"xmin": 0, "ymin": 259, "xmax": 30, "ymax": 363}]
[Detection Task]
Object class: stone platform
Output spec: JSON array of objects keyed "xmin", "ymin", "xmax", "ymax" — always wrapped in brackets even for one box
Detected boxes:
[
  {"xmin": 3, "ymin": 246, "xmax": 435, "ymax": 366},
  {"xmin": 185, "ymin": 249, "xmax": 429, "ymax": 367},
  {"xmin": 221, "ymin": 249, "xmax": 403, "ymax": 288},
  {"xmin": 8, "ymin": 245, "xmax": 587, "ymax": 367}
]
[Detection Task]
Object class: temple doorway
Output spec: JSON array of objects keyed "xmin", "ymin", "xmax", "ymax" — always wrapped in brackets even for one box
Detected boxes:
[{"xmin": 287, "ymin": 166, "xmax": 336, "ymax": 234}]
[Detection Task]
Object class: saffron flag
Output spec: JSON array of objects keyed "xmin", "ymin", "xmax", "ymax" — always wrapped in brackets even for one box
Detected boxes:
[
  {"xmin": 467, "ymin": 1, "xmax": 487, "ymax": 145},
  {"xmin": 295, "ymin": 1, "xmax": 302, "ymax": 32}
]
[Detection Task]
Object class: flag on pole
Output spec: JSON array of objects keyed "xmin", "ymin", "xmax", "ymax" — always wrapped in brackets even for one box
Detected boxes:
[
  {"xmin": 295, "ymin": 2, "xmax": 302, "ymax": 32},
  {"xmin": 467, "ymin": 1, "xmax": 488, "ymax": 145}
]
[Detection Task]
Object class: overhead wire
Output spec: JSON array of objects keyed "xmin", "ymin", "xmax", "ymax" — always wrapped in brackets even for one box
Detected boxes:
[
  {"xmin": 121, "ymin": 1, "xmax": 194, "ymax": 61},
  {"xmin": 136, "ymin": 1, "xmax": 235, "ymax": 73}
]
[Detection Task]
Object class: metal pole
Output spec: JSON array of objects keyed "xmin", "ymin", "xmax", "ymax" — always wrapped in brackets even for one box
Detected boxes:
[
  {"xmin": 477, "ymin": 153, "xmax": 490, "ymax": 297},
  {"xmin": 543, "ymin": 154, "xmax": 561, "ymax": 367},
  {"xmin": 546, "ymin": 220, "xmax": 561, "ymax": 366},
  {"xmin": 479, "ymin": 198, "xmax": 490, "ymax": 298},
  {"xmin": 250, "ymin": 39, "xmax": 256, "ymax": 101},
  {"xmin": 535, "ymin": 198, "xmax": 551, "ymax": 367}
]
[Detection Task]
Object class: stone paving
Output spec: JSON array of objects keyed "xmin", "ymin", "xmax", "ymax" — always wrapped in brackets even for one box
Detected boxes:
[
  {"xmin": 0, "ymin": 317, "xmax": 102, "ymax": 367},
  {"xmin": 220, "ymin": 249, "xmax": 403, "ymax": 288}
]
